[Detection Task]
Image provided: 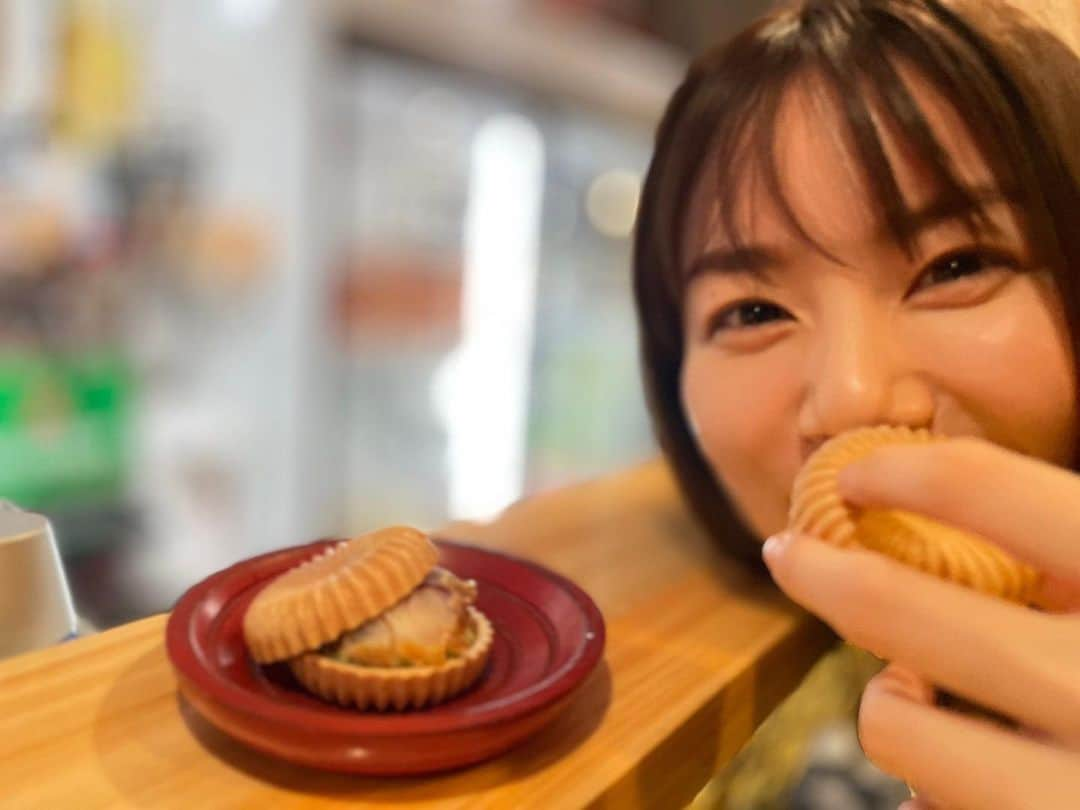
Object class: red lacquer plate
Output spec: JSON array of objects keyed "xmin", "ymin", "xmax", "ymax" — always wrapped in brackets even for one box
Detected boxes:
[{"xmin": 165, "ymin": 538, "xmax": 606, "ymax": 775}]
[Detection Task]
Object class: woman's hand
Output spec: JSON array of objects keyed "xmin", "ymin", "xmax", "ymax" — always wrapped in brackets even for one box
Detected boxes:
[{"xmin": 762, "ymin": 437, "xmax": 1080, "ymax": 810}]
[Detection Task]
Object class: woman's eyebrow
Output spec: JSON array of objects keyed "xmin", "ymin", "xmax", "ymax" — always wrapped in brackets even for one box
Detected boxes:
[
  {"xmin": 683, "ymin": 186, "xmax": 1018, "ymax": 282},
  {"xmin": 889, "ymin": 184, "xmax": 1014, "ymax": 240},
  {"xmin": 684, "ymin": 245, "xmax": 782, "ymax": 282}
]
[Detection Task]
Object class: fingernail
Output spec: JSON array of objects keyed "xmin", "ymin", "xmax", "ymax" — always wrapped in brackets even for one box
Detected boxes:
[{"xmin": 762, "ymin": 530, "xmax": 794, "ymax": 563}]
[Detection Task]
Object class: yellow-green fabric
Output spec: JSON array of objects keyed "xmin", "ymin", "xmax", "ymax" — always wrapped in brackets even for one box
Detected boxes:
[{"xmin": 689, "ymin": 644, "xmax": 889, "ymax": 809}]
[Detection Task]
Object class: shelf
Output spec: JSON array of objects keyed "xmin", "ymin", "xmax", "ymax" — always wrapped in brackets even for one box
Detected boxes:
[{"xmin": 323, "ymin": 0, "xmax": 687, "ymax": 126}]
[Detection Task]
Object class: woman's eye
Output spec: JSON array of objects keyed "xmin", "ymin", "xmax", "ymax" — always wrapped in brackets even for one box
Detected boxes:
[
  {"xmin": 910, "ymin": 248, "xmax": 1018, "ymax": 294},
  {"xmin": 707, "ymin": 300, "xmax": 792, "ymax": 335}
]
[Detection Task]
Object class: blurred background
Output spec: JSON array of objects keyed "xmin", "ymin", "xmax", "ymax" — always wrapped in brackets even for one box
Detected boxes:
[
  {"xmin": 0, "ymin": 1, "xmax": 912, "ymax": 807},
  {"xmin": 0, "ymin": 0, "xmax": 780, "ymax": 631}
]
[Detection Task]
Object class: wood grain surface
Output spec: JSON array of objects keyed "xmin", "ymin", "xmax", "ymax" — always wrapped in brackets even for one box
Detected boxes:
[{"xmin": 0, "ymin": 460, "xmax": 832, "ymax": 809}]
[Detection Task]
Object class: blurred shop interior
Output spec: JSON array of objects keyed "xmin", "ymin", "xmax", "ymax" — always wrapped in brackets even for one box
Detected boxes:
[
  {"xmin": 0, "ymin": 0, "xmax": 777, "ymax": 630},
  {"xmin": 2, "ymin": 2, "xmax": 920, "ymax": 807}
]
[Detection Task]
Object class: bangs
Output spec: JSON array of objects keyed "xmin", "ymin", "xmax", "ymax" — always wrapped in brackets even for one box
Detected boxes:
[{"xmin": 675, "ymin": 0, "xmax": 1052, "ymax": 291}]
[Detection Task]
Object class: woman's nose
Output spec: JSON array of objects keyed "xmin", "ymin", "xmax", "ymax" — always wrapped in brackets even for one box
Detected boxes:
[{"xmin": 798, "ymin": 307, "xmax": 933, "ymax": 438}]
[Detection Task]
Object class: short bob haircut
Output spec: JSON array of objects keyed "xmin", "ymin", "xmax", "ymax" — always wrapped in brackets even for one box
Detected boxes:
[{"xmin": 633, "ymin": 0, "xmax": 1080, "ymax": 572}]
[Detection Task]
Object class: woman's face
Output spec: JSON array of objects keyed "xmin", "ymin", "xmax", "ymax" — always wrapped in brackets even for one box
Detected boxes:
[{"xmin": 680, "ymin": 73, "xmax": 1079, "ymax": 541}]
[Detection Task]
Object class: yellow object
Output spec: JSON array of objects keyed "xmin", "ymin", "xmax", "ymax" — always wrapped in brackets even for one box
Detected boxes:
[{"xmin": 53, "ymin": 0, "xmax": 137, "ymax": 150}]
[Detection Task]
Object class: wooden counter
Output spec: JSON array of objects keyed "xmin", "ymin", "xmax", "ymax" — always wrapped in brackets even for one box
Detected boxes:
[{"xmin": 0, "ymin": 460, "xmax": 832, "ymax": 809}]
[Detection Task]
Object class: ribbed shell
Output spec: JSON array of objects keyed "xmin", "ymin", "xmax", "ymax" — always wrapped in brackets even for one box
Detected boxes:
[
  {"xmin": 289, "ymin": 607, "xmax": 494, "ymax": 711},
  {"xmin": 243, "ymin": 526, "xmax": 438, "ymax": 663},
  {"xmin": 789, "ymin": 426, "xmax": 1040, "ymax": 605}
]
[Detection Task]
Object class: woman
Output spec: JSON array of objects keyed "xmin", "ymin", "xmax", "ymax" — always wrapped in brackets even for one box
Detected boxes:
[{"xmin": 632, "ymin": 0, "xmax": 1080, "ymax": 806}]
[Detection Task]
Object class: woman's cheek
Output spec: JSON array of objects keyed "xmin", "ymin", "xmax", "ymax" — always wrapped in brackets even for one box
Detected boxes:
[
  {"xmin": 681, "ymin": 344, "xmax": 802, "ymax": 538},
  {"xmin": 909, "ymin": 279, "xmax": 1077, "ymax": 465}
]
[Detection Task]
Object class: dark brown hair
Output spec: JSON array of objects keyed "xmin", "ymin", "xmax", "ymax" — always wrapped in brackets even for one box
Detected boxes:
[{"xmin": 633, "ymin": 0, "xmax": 1080, "ymax": 571}]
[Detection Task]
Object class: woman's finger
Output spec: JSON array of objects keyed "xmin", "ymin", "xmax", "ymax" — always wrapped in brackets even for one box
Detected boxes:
[
  {"xmin": 763, "ymin": 531, "xmax": 1080, "ymax": 744},
  {"xmin": 858, "ymin": 665, "xmax": 1080, "ymax": 810},
  {"xmin": 869, "ymin": 666, "xmax": 951, "ymax": 810},
  {"xmin": 837, "ymin": 437, "xmax": 1080, "ymax": 587}
]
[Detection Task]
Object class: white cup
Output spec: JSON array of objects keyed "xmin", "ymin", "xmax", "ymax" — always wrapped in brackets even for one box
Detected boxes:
[{"xmin": 0, "ymin": 505, "xmax": 78, "ymax": 660}]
